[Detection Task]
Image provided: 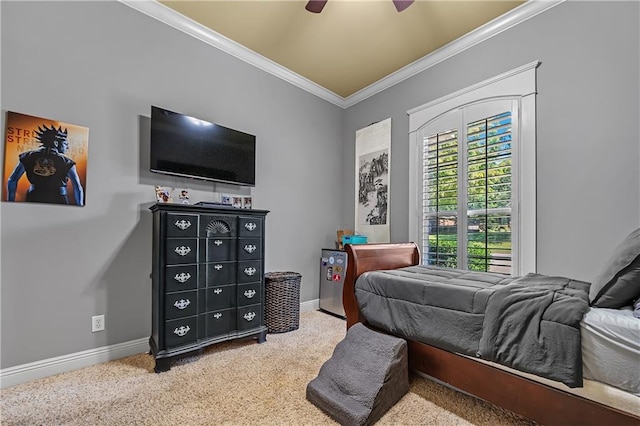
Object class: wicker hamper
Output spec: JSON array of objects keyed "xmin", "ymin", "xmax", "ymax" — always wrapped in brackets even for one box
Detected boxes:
[{"xmin": 264, "ymin": 271, "xmax": 302, "ymax": 333}]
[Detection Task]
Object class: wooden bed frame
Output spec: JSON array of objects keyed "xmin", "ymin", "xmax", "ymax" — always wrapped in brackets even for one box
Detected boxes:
[{"xmin": 343, "ymin": 243, "xmax": 640, "ymax": 426}]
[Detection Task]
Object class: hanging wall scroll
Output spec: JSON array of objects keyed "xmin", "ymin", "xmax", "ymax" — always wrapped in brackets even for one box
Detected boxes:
[{"xmin": 355, "ymin": 118, "xmax": 391, "ymax": 243}]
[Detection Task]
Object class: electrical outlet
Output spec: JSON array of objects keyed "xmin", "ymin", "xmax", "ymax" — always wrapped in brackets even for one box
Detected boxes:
[{"xmin": 92, "ymin": 315, "xmax": 105, "ymax": 332}]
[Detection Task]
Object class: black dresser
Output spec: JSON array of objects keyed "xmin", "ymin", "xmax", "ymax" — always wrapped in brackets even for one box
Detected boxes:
[{"xmin": 149, "ymin": 202, "xmax": 269, "ymax": 372}]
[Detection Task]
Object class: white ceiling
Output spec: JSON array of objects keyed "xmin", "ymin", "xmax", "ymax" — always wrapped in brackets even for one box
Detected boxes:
[{"xmin": 121, "ymin": 0, "xmax": 560, "ymax": 107}]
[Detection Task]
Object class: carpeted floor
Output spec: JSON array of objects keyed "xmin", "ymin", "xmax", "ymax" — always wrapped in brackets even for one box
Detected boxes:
[{"xmin": 1, "ymin": 311, "xmax": 534, "ymax": 425}]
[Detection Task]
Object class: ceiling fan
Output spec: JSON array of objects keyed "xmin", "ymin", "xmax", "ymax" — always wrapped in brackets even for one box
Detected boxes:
[{"xmin": 305, "ymin": 0, "xmax": 414, "ymax": 14}]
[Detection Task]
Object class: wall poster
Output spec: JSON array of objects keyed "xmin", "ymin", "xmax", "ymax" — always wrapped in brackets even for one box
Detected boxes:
[
  {"xmin": 355, "ymin": 118, "xmax": 390, "ymax": 243},
  {"xmin": 3, "ymin": 111, "xmax": 89, "ymax": 206}
]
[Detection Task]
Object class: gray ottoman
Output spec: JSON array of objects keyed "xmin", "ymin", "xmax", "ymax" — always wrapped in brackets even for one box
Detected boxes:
[{"xmin": 306, "ymin": 323, "xmax": 409, "ymax": 426}]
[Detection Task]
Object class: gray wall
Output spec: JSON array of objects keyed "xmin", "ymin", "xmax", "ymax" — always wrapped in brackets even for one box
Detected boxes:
[
  {"xmin": 0, "ymin": 1, "xmax": 343, "ymax": 368},
  {"xmin": 342, "ymin": 1, "xmax": 640, "ymax": 282}
]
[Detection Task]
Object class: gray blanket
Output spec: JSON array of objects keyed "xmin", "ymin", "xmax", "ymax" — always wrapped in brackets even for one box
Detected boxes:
[
  {"xmin": 355, "ymin": 267, "xmax": 590, "ymax": 387},
  {"xmin": 478, "ymin": 273, "xmax": 590, "ymax": 387}
]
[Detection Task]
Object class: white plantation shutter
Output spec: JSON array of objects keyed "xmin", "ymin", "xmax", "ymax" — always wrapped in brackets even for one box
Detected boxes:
[
  {"xmin": 466, "ymin": 111, "xmax": 513, "ymax": 273},
  {"xmin": 419, "ymin": 99, "xmax": 518, "ymax": 274},
  {"xmin": 423, "ymin": 128, "xmax": 459, "ymax": 267}
]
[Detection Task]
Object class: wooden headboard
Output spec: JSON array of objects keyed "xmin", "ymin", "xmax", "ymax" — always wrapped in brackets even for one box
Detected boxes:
[{"xmin": 343, "ymin": 243, "xmax": 419, "ymax": 328}]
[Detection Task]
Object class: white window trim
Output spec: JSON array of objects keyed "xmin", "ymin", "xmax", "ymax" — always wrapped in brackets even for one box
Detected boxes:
[{"xmin": 408, "ymin": 61, "xmax": 539, "ymax": 275}]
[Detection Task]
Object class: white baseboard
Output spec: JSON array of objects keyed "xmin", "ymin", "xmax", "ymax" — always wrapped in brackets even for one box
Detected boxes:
[
  {"xmin": 1, "ymin": 300, "xmax": 322, "ymax": 389},
  {"xmin": 0, "ymin": 338, "xmax": 150, "ymax": 389},
  {"xmin": 300, "ymin": 298, "xmax": 319, "ymax": 313}
]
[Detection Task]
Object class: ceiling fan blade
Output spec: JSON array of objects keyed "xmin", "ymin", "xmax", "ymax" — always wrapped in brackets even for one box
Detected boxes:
[
  {"xmin": 305, "ymin": 0, "xmax": 328, "ymax": 13},
  {"xmin": 392, "ymin": 0, "xmax": 414, "ymax": 12}
]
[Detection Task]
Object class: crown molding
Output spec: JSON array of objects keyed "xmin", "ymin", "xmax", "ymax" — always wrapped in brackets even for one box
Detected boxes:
[
  {"xmin": 119, "ymin": 0, "xmax": 564, "ymax": 109},
  {"xmin": 118, "ymin": 0, "xmax": 345, "ymax": 107},
  {"xmin": 344, "ymin": 0, "xmax": 564, "ymax": 108}
]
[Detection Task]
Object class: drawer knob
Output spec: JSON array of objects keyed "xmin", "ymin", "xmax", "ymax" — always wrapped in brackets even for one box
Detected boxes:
[
  {"xmin": 244, "ymin": 244, "xmax": 257, "ymax": 253},
  {"xmin": 244, "ymin": 267, "xmax": 256, "ymax": 276},
  {"xmin": 173, "ymin": 272, "xmax": 191, "ymax": 283},
  {"xmin": 174, "ymin": 219, "xmax": 192, "ymax": 230},
  {"xmin": 174, "ymin": 246, "xmax": 192, "ymax": 256},
  {"xmin": 174, "ymin": 299, "xmax": 191, "ymax": 310},
  {"xmin": 244, "ymin": 289, "xmax": 256, "ymax": 298},
  {"xmin": 244, "ymin": 222, "xmax": 257, "ymax": 231},
  {"xmin": 214, "ymin": 264, "xmax": 223, "ymax": 271},
  {"xmin": 173, "ymin": 325, "xmax": 190, "ymax": 336},
  {"xmin": 214, "ymin": 240, "xmax": 223, "ymax": 246},
  {"xmin": 213, "ymin": 288, "xmax": 223, "ymax": 295},
  {"xmin": 213, "ymin": 312, "xmax": 223, "ymax": 319},
  {"xmin": 243, "ymin": 312, "xmax": 256, "ymax": 322}
]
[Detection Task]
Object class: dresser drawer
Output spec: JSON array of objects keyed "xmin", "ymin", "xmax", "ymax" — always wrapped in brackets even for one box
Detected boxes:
[
  {"xmin": 201, "ymin": 308, "xmax": 236, "ymax": 338},
  {"xmin": 237, "ymin": 238, "xmax": 262, "ymax": 261},
  {"xmin": 165, "ymin": 238, "xmax": 198, "ymax": 265},
  {"xmin": 165, "ymin": 264, "xmax": 198, "ymax": 292},
  {"xmin": 205, "ymin": 238, "xmax": 237, "ymax": 262},
  {"xmin": 202, "ymin": 261, "xmax": 236, "ymax": 286},
  {"xmin": 165, "ymin": 214, "xmax": 198, "ymax": 237},
  {"xmin": 237, "ymin": 304, "xmax": 262, "ymax": 331},
  {"xmin": 165, "ymin": 316, "xmax": 197, "ymax": 348},
  {"xmin": 200, "ymin": 215, "xmax": 237, "ymax": 238},
  {"xmin": 237, "ymin": 260, "xmax": 262, "ymax": 284},
  {"xmin": 238, "ymin": 282, "xmax": 262, "ymax": 307},
  {"xmin": 199, "ymin": 285, "xmax": 236, "ymax": 312},
  {"xmin": 238, "ymin": 216, "xmax": 263, "ymax": 237},
  {"xmin": 165, "ymin": 290, "xmax": 198, "ymax": 320}
]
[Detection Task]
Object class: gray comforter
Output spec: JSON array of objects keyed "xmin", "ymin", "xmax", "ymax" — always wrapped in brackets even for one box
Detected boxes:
[{"xmin": 355, "ymin": 266, "xmax": 591, "ymax": 387}]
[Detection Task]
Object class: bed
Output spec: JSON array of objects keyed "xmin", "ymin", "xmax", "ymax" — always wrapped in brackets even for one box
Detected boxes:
[{"xmin": 342, "ymin": 241, "xmax": 640, "ymax": 426}]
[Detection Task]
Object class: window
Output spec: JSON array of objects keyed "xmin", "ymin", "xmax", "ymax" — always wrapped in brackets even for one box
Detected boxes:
[
  {"xmin": 422, "ymin": 103, "xmax": 515, "ymax": 273},
  {"xmin": 408, "ymin": 62, "xmax": 539, "ymax": 276}
]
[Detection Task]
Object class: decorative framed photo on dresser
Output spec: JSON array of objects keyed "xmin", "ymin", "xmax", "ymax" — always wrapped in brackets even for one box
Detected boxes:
[
  {"xmin": 221, "ymin": 194, "xmax": 233, "ymax": 206},
  {"xmin": 242, "ymin": 196, "xmax": 252, "ymax": 209},
  {"xmin": 154, "ymin": 186, "xmax": 173, "ymax": 203}
]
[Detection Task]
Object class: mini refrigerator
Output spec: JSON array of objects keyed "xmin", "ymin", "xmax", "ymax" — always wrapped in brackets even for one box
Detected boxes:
[{"xmin": 319, "ymin": 249, "xmax": 348, "ymax": 318}]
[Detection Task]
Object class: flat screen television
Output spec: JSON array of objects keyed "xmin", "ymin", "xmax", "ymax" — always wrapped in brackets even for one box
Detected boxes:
[{"xmin": 150, "ymin": 106, "xmax": 256, "ymax": 186}]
